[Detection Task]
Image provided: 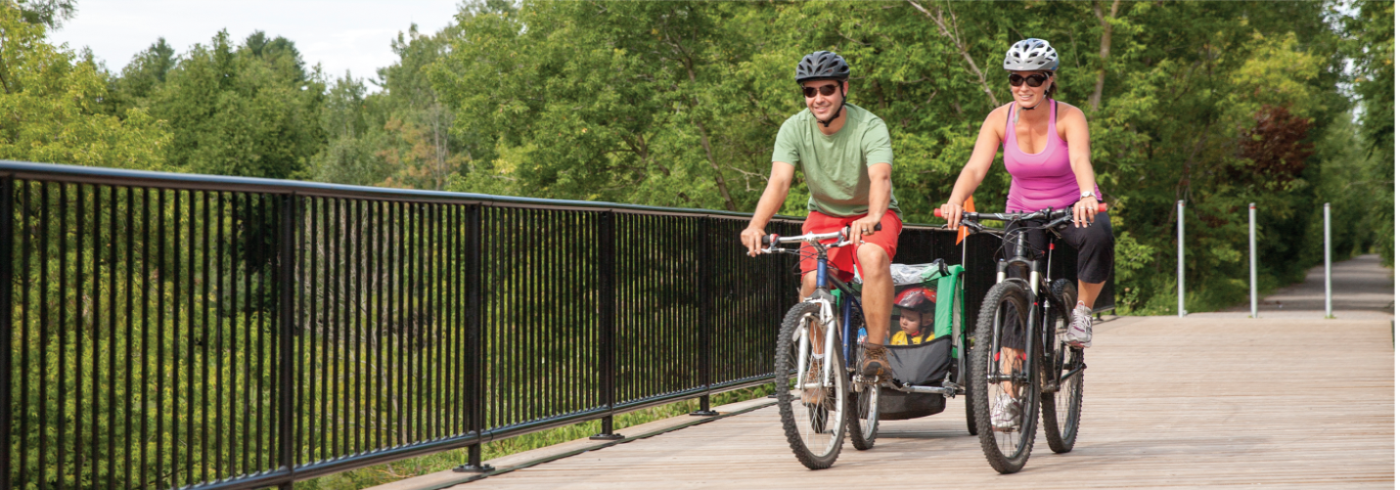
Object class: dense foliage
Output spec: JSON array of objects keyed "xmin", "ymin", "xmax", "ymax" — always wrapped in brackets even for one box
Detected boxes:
[{"xmin": 11, "ymin": 1, "xmax": 1397, "ymax": 310}]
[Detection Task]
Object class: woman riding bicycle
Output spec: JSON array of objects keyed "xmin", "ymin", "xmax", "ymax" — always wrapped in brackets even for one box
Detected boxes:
[{"xmin": 937, "ymin": 39, "xmax": 1114, "ymax": 430}]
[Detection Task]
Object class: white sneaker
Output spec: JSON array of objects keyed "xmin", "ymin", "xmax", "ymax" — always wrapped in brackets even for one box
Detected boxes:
[
  {"xmin": 990, "ymin": 392, "xmax": 1022, "ymax": 432},
  {"xmin": 1066, "ymin": 303, "xmax": 1093, "ymax": 349}
]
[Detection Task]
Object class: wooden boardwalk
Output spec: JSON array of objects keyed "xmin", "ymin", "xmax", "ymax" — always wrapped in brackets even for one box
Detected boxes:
[{"xmin": 399, "ymin": 315, "xmax": 1392, "ymax": 489}]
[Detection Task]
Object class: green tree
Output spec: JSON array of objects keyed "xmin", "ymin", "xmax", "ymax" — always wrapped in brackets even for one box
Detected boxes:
[
  {"xmin": 0, "ymin": 1, "xmax": 169, "ymax": 169},
  {"xmin": 147, "ymin": 30, "xmax": 324, "ymax": 179}
]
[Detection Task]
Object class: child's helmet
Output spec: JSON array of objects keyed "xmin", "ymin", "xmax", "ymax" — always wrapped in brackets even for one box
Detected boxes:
[{"xmin": 895, "ymin": 287, "xmax": 937, "ymax": 313}]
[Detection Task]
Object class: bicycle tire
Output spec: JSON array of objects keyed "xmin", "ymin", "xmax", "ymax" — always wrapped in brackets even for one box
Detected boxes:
[
  {"xmin": 952, "ymin": 276, "xmax": 976, "ymax": 436},
  {"xmin": 775, "ymin": 300, "xmax": 848, "ymax": 469},
  {"xmin": 1041, "ymin": 279, "xmax": 1084, "ymax": 453},
  {"xmin": 848, "ymin": 343, "xmax": 879, "ymax": 450},
  {"xmin": 970, "ymin": 280, "xmax": 1040, "ymax": 474}
]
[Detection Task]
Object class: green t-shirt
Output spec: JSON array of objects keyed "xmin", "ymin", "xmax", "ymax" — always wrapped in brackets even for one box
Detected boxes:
[{"xmin": 771, "ymin": 103, "xmax": 900, "ymax": 218}]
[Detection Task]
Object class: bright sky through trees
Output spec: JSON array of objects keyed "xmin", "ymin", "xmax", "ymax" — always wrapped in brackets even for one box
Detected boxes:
[{"xmin": 47, "ymin": 0, "xmax": 457, "ymax": 86}]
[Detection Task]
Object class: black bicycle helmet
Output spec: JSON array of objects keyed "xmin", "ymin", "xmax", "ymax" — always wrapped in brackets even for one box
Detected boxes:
[
  {"xmin": 794, "ymin": 50, "xmax": 850, "ymax": 83},
  {"xmin": 794, "ymin": 51, "xmax": 851, "ymax": 127}
]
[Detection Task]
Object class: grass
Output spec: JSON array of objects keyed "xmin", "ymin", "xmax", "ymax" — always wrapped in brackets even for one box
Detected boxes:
[{"xmin": 295, "ymin": 384, "xmax": 775, "ymax": 490}]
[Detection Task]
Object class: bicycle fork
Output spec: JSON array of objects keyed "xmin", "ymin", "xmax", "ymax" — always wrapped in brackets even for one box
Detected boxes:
[{"xmin": 794, "ymin": 301, "xmax": 839, "ymax": 392}]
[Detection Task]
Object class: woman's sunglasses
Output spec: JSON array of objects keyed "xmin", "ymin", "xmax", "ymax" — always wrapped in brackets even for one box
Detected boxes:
[
  {"xmin": 802, "ymin": 84, "xmax": 840, "ymax": 98},
  {"xmin": 1008, "ymin": 73, "xmax": 1049, "ymax": 88}
]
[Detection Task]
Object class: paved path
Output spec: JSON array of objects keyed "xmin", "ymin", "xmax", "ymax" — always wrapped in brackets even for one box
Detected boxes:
[
  {"xmin": 1193, "ymin": 254, "xmax": 1394, "ymax": 320},
  {"xmin": 381, "ymin": 315, "xmax": 1394, "ymax": 489}
]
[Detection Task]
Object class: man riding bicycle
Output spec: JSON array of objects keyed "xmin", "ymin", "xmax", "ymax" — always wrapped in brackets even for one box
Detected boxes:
[{"xmin": 741, "ymin": 50, "xmax": 902, "ymax": 384}]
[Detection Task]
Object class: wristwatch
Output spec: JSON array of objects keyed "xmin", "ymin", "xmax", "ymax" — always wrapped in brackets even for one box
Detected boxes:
[{"xmin": 1080, "ymin": 189, "xmax": 1096, "ymax": 201}]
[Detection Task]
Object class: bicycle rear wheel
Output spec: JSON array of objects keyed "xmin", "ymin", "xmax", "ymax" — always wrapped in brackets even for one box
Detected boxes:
[
  {"xmin": 775, "ymin": 301, "xmax": 848, "ymax": 469},
  {"xmin": 970, "ymin": 281, "xmax": 1040, "ymax": 474},
  {"xmin": 1042, "ymin": 279, "xmax": 1085, "ymax": 453}
]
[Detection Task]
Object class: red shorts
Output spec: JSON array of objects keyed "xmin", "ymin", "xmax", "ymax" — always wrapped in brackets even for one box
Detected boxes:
[{"xmin": 799, "ymin": 211, "xmax": 903, "ymax": 281}]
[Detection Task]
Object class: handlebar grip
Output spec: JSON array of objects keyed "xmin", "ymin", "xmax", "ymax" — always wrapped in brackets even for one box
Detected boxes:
[
  {"xmin": 934, "ymin": 209, "xmax": 945, "ymax": 218},
  {"xmin": 1097, "ymin": 203, "xmax": 1108, "ymax": 213},
  {"xmin": 874, "ymin": 223, "xmax": 882, "ymax": 232},
  {"xmin": 760, "ymin": 233, "xmax": 776, "ymax": 247}
]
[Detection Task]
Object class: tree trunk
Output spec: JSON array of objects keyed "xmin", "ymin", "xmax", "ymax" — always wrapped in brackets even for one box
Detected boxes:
[
  {"xmin": 908, "ymin": 0, "xmax": 999, "ymax": 108},
  {"xmin": 1090, "ymin": 0, "xmax": 1121, "ymax": 112}
]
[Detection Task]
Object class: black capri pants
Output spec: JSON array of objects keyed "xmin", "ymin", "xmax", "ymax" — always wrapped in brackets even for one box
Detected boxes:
[{"xmin": 999, "ymin": 211, "xmax": 1114, "ymax": 350}]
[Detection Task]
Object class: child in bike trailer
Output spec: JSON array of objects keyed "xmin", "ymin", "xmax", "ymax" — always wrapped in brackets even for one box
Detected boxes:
[
  {"xmin": 889, "ymin": 287, "xmax": 937, "ymax": 346},
  {"xmin": 939, "ymin": 39, "xmax": 1115, "ymax": 432},
  {"xmin": 740, "ymin": 50, "xmax": 902, "ymax": 383}
]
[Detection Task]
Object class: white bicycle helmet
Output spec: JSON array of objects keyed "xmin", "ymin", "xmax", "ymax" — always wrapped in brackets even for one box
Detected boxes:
[{"xmin": 1003, "ymin": 38, "xmax": 1059, "ymax": 72}]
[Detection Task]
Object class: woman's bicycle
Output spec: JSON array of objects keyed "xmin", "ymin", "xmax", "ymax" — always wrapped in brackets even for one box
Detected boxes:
[
  {"xmin": 936, "ymin": 204, "xmax": 1102, "ymax": 473},
  {"xmin": 757, "ymin": 225, "xmax": 881, "ymax": 469}
]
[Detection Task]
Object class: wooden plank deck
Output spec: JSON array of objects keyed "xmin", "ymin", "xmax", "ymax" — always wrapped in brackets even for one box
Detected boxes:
[{"xmin": 434, "ymin": 316, "xmax": 1393, "ymax": 489}]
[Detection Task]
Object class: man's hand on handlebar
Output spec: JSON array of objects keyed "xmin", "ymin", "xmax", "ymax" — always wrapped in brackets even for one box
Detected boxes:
[
  {"xmin": 848, "ymin": 215, "xmax": 882, "ymax": 243},
  {"xmin": 740, "ymin": 226, "xmax": 767, "ymax": 257},
  {"xmin": 938, "ymin": 201, "xmax": 964, "ymax": 230}
]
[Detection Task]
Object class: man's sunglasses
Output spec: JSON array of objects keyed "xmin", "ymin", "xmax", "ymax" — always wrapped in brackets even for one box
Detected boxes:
[
  {"xmin": 802, "ymin": 84, "xmax": 841, "ymax": 98},
  {"xmin": 1008, "ymin": 73, "xmax": 1049, "ymax": 88}
]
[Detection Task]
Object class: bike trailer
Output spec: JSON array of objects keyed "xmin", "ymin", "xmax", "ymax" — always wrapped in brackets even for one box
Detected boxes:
[{"xmin": 879, "ymin": 260, "xmax": 964, "ymax": 420}]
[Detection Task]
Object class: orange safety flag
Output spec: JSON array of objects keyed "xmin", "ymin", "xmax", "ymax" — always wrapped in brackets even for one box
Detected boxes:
[{"xmin": 955, "ymin": 196, "xmax": 976, "ymax": 245}]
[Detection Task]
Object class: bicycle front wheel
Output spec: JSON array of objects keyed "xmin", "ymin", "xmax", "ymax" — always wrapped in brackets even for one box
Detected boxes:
[
  {"xmin": 775, "ymin": 301, "xmax": 848, "ymax": 469},
  {"xmin": 970, "ymin": 280, "xmax": 1040, "ymax": 474}
]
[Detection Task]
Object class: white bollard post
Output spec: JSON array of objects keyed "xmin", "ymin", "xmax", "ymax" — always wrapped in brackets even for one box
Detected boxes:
[
  {"xmin": 1178, "ymin": 199, "xmax": 1186, "ymax": 318},
  {"xmin": 1250, "ymin": 203, "xmax": 1257, "ymax": 318},
  {"xmin": 1325, "ymin": 203, "xmax": 1332, "ymax": 318}
]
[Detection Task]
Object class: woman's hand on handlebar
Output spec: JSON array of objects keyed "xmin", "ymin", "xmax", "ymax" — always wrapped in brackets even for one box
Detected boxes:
[
  {"xmin": 937, "ymin": 201, "xmax": 963, "ymax": 230},
  {"xmin": 740, "ymin": 226, "xmax": 766, "ymax": 257},
  {"xmin": 1072, "ymin": 196, "xmax": 1100, "ymax": 228}
]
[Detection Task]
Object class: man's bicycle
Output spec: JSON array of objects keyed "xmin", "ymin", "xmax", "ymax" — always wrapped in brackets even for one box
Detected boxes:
[
  {"xmin": 936, "ymin": 204, "xmax": 1102, "ymax": 473},
  {"xmin": 757, "ymin": 225, "xmax": 881, "ymax": 469}
]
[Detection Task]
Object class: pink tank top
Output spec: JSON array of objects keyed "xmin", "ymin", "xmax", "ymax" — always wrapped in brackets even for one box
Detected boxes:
[{"xmin": 1002, "ymin": 101, "xmax": 1101, "ymax": 212}]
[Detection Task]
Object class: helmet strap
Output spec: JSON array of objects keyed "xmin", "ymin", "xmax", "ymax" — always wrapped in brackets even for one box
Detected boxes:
[
  {"xmin": 1011, "ymin": 95, "xmax": 1046, "ymax": 125},
  {"xmin": 818, "ymin": 85, "xmax": 848, "ymax": 128}
]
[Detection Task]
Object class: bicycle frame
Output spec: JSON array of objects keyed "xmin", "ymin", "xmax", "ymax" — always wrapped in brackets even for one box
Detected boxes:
[{"xmin": 769, "ymin": 229, "xmax": 865, "ymax": 392}]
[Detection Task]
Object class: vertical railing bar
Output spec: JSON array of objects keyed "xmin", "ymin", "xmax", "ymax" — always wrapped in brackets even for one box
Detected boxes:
[
  {"xmin": 591, "ymin": 211, "xmax": 621, "ymax": 440},
  {"xmin": 318, "ymin": 197, "xmax": 330, "ymax": 461},
  {"xmin": 512, "ymin": 208, "xmax": 522, "ymax": 426},
  {"xmin": 279, "ymin": 193, "xmax": 296, "ymax": 481},
  {"xmin": 58, "ymin": 183, "xmax": 71, "ymax": 490},
  {"xmin": 214, "ymin": 191, "xmax": 226, "ymax": 479},
  {"xmin": 199, "ymin": 190, "xmax": 212, "ymax": 482},
  {"xmin": 350, "ymin": 199, "xmax": 361, "ymax": 454},
  {"xmin": 254, "ymin": 194, "xmax": 267, "ymax": 470},
  {"xmin": 184, "ymin": 189, "xmax": 196, "ymax": 483},
  {"xmin": 138, "ymin": 187, "xmax": 150, "ymax": 489},
  {"xmin": 294, "ymin": 194, "xmax": 305, "ymax": 468},
  {"xmin": 416, "ymin": 203, "xmax": 425, "ymax": 440},
  {"xmin": 397, "ymin": 201, "xmax": 406, "ymax": 446},
  {"xmin": 228, "ymin": 192, "xmax": 241, "ymax": 476},
  {"xmin": 123, "ymin": 186, "xmax": 135, "ymax": 488},
  {"xmin": 154, "ymin": 188, "xmax": 166, "ymax": 489},
  {"xmin": 38, "ymin": 182, "xmax": 51, "ymax": 490},
  {"xmin": 694, "ymin": 217, "xmax": 715, "ymax": 415},
  {"xmin": 11, "ymin": 181, "xmax": 28, "ymax": 487},
  {"xmin": 106, "ymin": 185, "xmax": 117, "ymax": 490},
  {"xmin": 335, "ymin": 198, "xmax": 346, "ymax": 458},
  {"xmin": 432, "ymin": 205, "xmax": 443, "ymax": 437},
  {"xmin": 375, "ymin": 200, "xmax": 386, "ymax": 450},
  {"xmin": 88, "ymin": 184, "xmax": 100, "ymax": 488},
  {"xmin": 0, "ymin": 177, "xmax": 13, "ymax": 490},
  {"xmin": 240, "ymin": 193, "xmax": 253, "ymax": 471},
  {"xmin": 528, "ymin": 209, "xmax": 539, "ymax": 422}
]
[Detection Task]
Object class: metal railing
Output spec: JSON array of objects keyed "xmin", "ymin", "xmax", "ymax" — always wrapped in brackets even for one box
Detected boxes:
[{"xmin": 0, "ymin": 161, "xmax": 1110, "ymax": 489}]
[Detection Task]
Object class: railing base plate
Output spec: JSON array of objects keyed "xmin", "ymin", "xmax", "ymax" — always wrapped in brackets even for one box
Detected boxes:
[
  {"xmin": 589, "ymin": 433, "xmax": 625, "ymax": 441},
  {"xmin": 690, "ymin": 410, "xmax": 719, "ymax": 416},
  {"xmin": 453, "ymin": 463, "xmax": 496, "ymax": 473}
]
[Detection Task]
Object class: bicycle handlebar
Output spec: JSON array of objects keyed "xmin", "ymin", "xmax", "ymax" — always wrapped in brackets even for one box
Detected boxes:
[
  {"xmin": 934, "ymin": 203, "xmax": 1106, "ymax": 221},
  {"xmin": 759, "ymin": 223, "xmax": 881, "ymax": 249}
]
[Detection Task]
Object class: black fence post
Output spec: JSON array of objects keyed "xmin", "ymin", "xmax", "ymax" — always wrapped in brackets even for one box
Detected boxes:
[
  {"xmin": 692, "ymin": 218, "xmax": 717, "ymax": 416},
  {"xmin": 456, "ymin": 205, "xmax": 494, "ymax": 472},
  {"xmin": 591, "ymin": 211, "xmax": 623, "ymax": 440},
  {"xmin": 0, "ymin": 177, "xmax": 13, "ymax": 490},
  {"xmin": 277, "ymin": 194, "xmax": 297, "ymax": 488}
]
